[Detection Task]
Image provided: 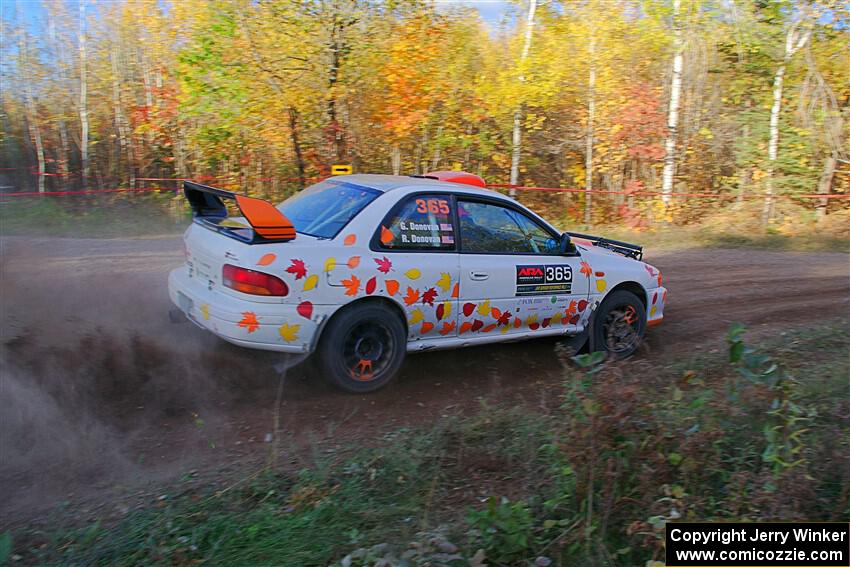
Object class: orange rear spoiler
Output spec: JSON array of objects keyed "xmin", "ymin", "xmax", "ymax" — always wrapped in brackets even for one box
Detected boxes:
[{"xmin": 183, "ymin": 181, "xmax": 296, "ymax": 242}]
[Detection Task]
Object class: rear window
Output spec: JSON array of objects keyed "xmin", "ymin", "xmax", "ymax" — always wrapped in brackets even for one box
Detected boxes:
[{"xmin": 277, "ymin": 180, "xmax": 379, "ymax": 239}]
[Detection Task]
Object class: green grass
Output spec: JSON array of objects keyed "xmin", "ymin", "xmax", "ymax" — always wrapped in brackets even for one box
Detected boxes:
[{"xmin": 7, "ymin": 322, "xmax": 850, "ymax": 566}]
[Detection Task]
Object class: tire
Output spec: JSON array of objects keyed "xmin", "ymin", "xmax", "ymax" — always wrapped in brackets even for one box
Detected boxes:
[
  {"xmin": 592, "ymin": 290, "xmax": 646, "ymax": 359},
  {"xmin": 316, "ymin": 302, "xmax": 407, "ymax": 393}
]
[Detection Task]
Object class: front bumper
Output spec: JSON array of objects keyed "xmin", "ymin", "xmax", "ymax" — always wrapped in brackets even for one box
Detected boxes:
[
  {"xmin": 647, "ymin": 286, "xmax": 667, "ymax": 327},
  {"xmin": 168, "ymin": 267, "xmax": 325, "ymax": 354}
]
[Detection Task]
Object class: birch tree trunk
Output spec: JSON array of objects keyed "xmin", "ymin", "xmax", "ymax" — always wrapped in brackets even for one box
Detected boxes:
[
  {"xmin": 20, "ymin": 29, "xmax": 46, "ymax": 193},
  {"xmin": 584, "ymin": 33, "xmax": 596, "ymax": 226},
  {"xmin": 762, "ymin": 23, "xmax": 812, "ymax": 226},
  {"xmin": 110, "ymin": 44, "xmax": 134, "ymax": 188},
  {"xmin": 391, "ymin": 144, "xmax": 401, "ymax": 175},
  {"xmin": 815, "ymin": 153, "xmax": 836, "ymax": 220},
  {"xmin": 661, "ymin": 0, "xmax": 683, "ymax": 207},
  {"xmin": 509, "ymin": 0, "xmax": 537, "ymax": 197},
  {"xmin": 79, "ymin": 0, "xmax": 89, "ymax": 189}
]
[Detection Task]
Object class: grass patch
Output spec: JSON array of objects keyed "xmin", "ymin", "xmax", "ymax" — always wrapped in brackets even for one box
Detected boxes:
[{"xmin": 8, "ymin": 322, "xmax": 850, "ymax": 566}]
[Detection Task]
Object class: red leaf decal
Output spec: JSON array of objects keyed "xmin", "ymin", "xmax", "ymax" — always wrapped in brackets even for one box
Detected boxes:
[
  {"xmin": 420, "ymin": 322, "xmax": 435, "ymax": 334},
  {"xmin": 374, "ymin": 256, "xmax": 393, "ymax": 274},
  {"xmin": 421, "ymin": 287, "xmax": 437, "ymax": 306},
  {"xmin": 471, "ymin": 319, "xmax": 484, "ymax": 332},
  {"xmin": 542, "ymin": 318, "xmax": 551, "ymax": 328},
  {"xmin": 577, "ymin": 300, "xmax": 588, "ymax": 312},
  {"xmin": 286, "ymin": 259, "xmax": 308, "ymax": 280},
  {"xmin": 297, "ymin": 301, "xmax": 313, "ymax": 319},
  {"xmin": 497, "ymin": 311, "xmax": 512, "ymax": 326},
  {"xmin": 462, "ymin": 302, "xmax": 476, "ymax": 317},
  {"xmin": 435, "ymin": 303, "xmax": 445, "ymax": 321},
  {"xmin": 366, "ymin": 276, "xmax": 377, "ymax": 295},
  {"xmin": 569, "ymin": 314, "xmax": 580, "ymax": 325}
]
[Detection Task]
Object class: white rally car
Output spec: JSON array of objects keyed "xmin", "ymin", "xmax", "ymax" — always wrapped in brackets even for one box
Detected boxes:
[{"xmin": 169, "ymin": 172, "xmax": 666, "ymax": 392}]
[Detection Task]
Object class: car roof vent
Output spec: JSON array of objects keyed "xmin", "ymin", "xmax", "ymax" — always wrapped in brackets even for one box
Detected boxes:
[{"xmin": 413, "ymin": 171, "xmax": 487, "ymax": 188}]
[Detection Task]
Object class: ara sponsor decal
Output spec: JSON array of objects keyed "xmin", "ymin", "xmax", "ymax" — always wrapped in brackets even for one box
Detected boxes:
[{"xmin": 515, "ymin": 264, "xmax": 573, "ymax": 296}]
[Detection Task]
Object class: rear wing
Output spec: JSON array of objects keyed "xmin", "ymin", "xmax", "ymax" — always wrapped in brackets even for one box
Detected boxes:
[
  {"xmin": 567, "ymin": 231, "xmax": 643, "ymax": 260},
  {"xmin": 183, "ymin": 181, "xmax": 296, "ymax": 243}
]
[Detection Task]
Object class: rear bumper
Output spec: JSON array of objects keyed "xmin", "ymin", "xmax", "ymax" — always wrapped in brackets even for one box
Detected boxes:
[{"xmin": 168, "ymin": 267, "xmax": 326, "ymax": 354}]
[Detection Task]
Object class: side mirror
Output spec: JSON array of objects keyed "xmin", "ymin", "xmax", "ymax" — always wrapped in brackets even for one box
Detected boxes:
[{"xmin": 559, "ymin": 232, "xmax": 575, "ymax": 255}]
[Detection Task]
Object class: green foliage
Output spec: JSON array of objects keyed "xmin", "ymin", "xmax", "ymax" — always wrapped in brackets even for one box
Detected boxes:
[
  {"xmin": 11, "ymin": 323, "xmax": 849, "ymax": 566},
  {"xmin": 467, "ymin": 497, "xmax": 537, "ymax": 564}
]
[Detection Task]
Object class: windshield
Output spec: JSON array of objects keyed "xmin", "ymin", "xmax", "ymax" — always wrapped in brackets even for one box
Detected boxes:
[{"xmin": 277, "ymin": 180, "xmax": 380, "ymax": 239}]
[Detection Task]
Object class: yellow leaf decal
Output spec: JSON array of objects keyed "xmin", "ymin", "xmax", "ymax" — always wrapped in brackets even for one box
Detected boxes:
[
  {"xmin": 409, "ymin": 308, "xmax": 424, "ymax": 325},
  {"xmin": 324, "ymin": 257, "xmax": 337, "ymax": 272},
  {"xmin": 596, "ymin": 279, "xmax": 607, "ymax": 293},
  {"xmin": 551, "ymin": 310, "xmax": 562, "ymax": 323},
  {"xmin": 278, "ymin": 323, "xmax": 300, "ymax": 343},
  {"xmin": 525, "ymin": 314, "xmax": 538, "ymax": 327},
  {"xmin": 257, "ymin": 253, "xmax": 276, "ymax": 266},
  {"xmin": 405, "ymin": 268, "xmax": 421, "ymax": 280},
  {"xmin": 441, "ymin": 301, "xmax": 452, "ymax": 318},
  {"xmin": 650, "ymin": 305, "xmax": 657, "ymax": 317},
  {"xmin": 476, "ymin": 299, "xmax": 491, "ymax": 317},
  {"xmin": 436, "ymin": 272, "xmax": 451, "ymax": 292},
  {"xmin": 200, "ymin": 304, "xmax": 210, "ymax": 321},
  {"xmin": 303, "ymin": 274, "xmax": 319, "ymax": 291}
]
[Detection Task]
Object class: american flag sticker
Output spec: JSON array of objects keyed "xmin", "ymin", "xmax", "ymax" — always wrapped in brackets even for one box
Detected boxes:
[
  {"xmin": 441, "ymin": 235, "xmax": 454, "ymax": 244},
  {"xmin": 439, "ymin": 223, "xmax": 453, "ymax": 232}
]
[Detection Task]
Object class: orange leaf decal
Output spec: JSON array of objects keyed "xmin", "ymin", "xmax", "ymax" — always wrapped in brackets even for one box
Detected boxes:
[
  {"xmin": 238, "ymin": 312, "xmax": 259, "ymax": 333},
  {"xmin": 257, "ymin": 253, "xmax": 276, "ymax": 266},
  {"xmin": 403, "ymin": 286, "xmax": 420, "ymax": 306},
  {"xmin": 380, "ymin": 225, "xmax": 393, "ymax": 245},
  {"xmin": 385, "ymin": 279, "xmax": 400, "ymax": 296},
  {"xmin": 451, "ymin": 282, "xmax": 460, "ymax": 298},
  {"xmin": 342, "ymin": 275, "xmax": 361, "ymax": 296},
  {"xmin": 459, "ymin": 321, "xmax": 473, "ymax": 334},
  {"xmin": 347, "ymin": 256, "xmax": 361, "ymax": 269},
  {"xmin": 439, "ymin": 321, "xmax": 456, "ymax": 335},
  {"xmin": 343, "ymin": 234, "xmax": 357, "ymax": 246},
  {"xmin": 481, "ymin": 323, "xmax": 497, "ymax": 333},
  {"xmin": 580, "ymin": 261, "xmax": 593, "ymax": 277},
  {"xmin": 420, "ymin": 322, "xmax": 435, "ymax": 334}
]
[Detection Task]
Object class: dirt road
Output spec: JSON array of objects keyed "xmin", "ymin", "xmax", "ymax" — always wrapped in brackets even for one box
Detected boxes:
[{"xmin": 2, "ymin": 236, "xmax": 848, "ymax": 526}]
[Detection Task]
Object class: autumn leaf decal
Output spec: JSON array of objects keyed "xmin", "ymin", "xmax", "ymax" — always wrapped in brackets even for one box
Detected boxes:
[
  {"xmin": 257, "ymin": 253, "xmax": 276, "ymax": 266},
  {"xmin": 346, "ymin": 256, "xmax": 361, "ymax": 269},
  {"xmin": 580, "ymin": 261, "xmax": 593, "ymax": 277},
  {"xmin": 297, "ymin": 301, "xmax": 313, "ymax": 319},
  {"xmin": 403, "ymin": 286, "xmax": 420, "ymax": 306},
  {"xmin": 496, "ymin": 310, "xmax": 512, "ymax": 326},
  {"xmin": 385, "ymin": 279, "xmax": 400, "ymax": 296},
  {"xmin": 421, "ymin": 287, "xmax": 438, "ymax": 306},
  {"xmin": 286, "ymin": 259, "xmax": 308, "ymax": 280},
  {"xmin": 420, "ymin": 322, "xmax": 434, "ymax": 334},
  {"xmin": 405, "ymin": 268, "xmax": 421, "ymax": 280},
  {"xmin": 451, "ymin": 282, "xmax": 460, "ymax": 298},
  {"xmin": 476, "ymin": 299, "xmax": 491, "ymax": 317},
  {"xmin": 380, "ymin": 225, "xmax": 394, "ymax": 245},
  {"xmin": 238, "ymin": 312, "xmax": 259, "ymax": 333},
  {"xmin": 342, "ymin": 275, "xmax": 361, "ymax": 296},
  {"xmin": 303, "ymin": 274, "xmax": 319, "ymax": 291},
  {"xmin": 409, "ymin": 308, "xmax": 425, "ymax": 325},
  {"xmin": 324, "ymin": 257, "xmax": 337, "ymax": 272},
  {"xmin": 374, "ymin": 256, "xmax": 392, "ymax": 274},
  {"xmin": 439, "ymin": 321, "xmax": 456, "ymax": 335},
  {"xmin": 278, "ymin": 323, "xmax": 300, "ymax": 343},
  {"xmin": 365, "ymin": 276, "xmax": 377, "ymax": 295},
  {"xmin": 343, "ymin": 234, "xmax": 357, "ymax": 246},
  {"xmin": 436, "ymin": 272, "xmax": 451, "ymax": 292}
]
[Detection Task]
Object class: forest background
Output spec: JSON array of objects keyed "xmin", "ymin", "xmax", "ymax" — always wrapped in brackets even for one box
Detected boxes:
[{"xmin": 2, "ymin": 0, "xmax": 848, "ymax": 232}]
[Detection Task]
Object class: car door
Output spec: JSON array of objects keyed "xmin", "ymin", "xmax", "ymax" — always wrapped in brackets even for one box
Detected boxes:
[
  {"xmin": 371, "ymin": 192, "xmax": 460, "ymax": 342},
  {"xmin": 457, "ymin": 197, "xmax": 590, "ymax": 337}
]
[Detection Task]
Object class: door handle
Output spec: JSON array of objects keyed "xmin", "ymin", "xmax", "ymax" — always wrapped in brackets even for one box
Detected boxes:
[{"xmin": 470, "ymin": 271, "xmax": 489, "ymax": 281}]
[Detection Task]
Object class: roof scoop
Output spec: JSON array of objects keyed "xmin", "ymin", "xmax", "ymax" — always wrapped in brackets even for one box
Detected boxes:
[{"xmin": 417, "ymin": 171, "xmax": 486, "ymax": 188}]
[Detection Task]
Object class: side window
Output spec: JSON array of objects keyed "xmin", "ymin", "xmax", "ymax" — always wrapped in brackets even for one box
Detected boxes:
[
  {"xmin": 378, "ymin": 194, "xmax": 456, "ymax": 251},
  {"xmin": 458, "ymin": 200, "xmax": 558, "ymax": 254}
]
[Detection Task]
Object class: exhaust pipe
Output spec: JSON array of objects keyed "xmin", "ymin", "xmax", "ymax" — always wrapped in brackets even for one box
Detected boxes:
[{"xmin": 168, "ymin": 308, "xmax": 188, "ymax": 324}]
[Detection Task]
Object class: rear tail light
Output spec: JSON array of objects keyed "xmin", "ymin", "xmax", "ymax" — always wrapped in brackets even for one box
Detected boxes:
[{"xmin": 222, "ymin": 264, "xmax": 288, "ymax": 296}]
